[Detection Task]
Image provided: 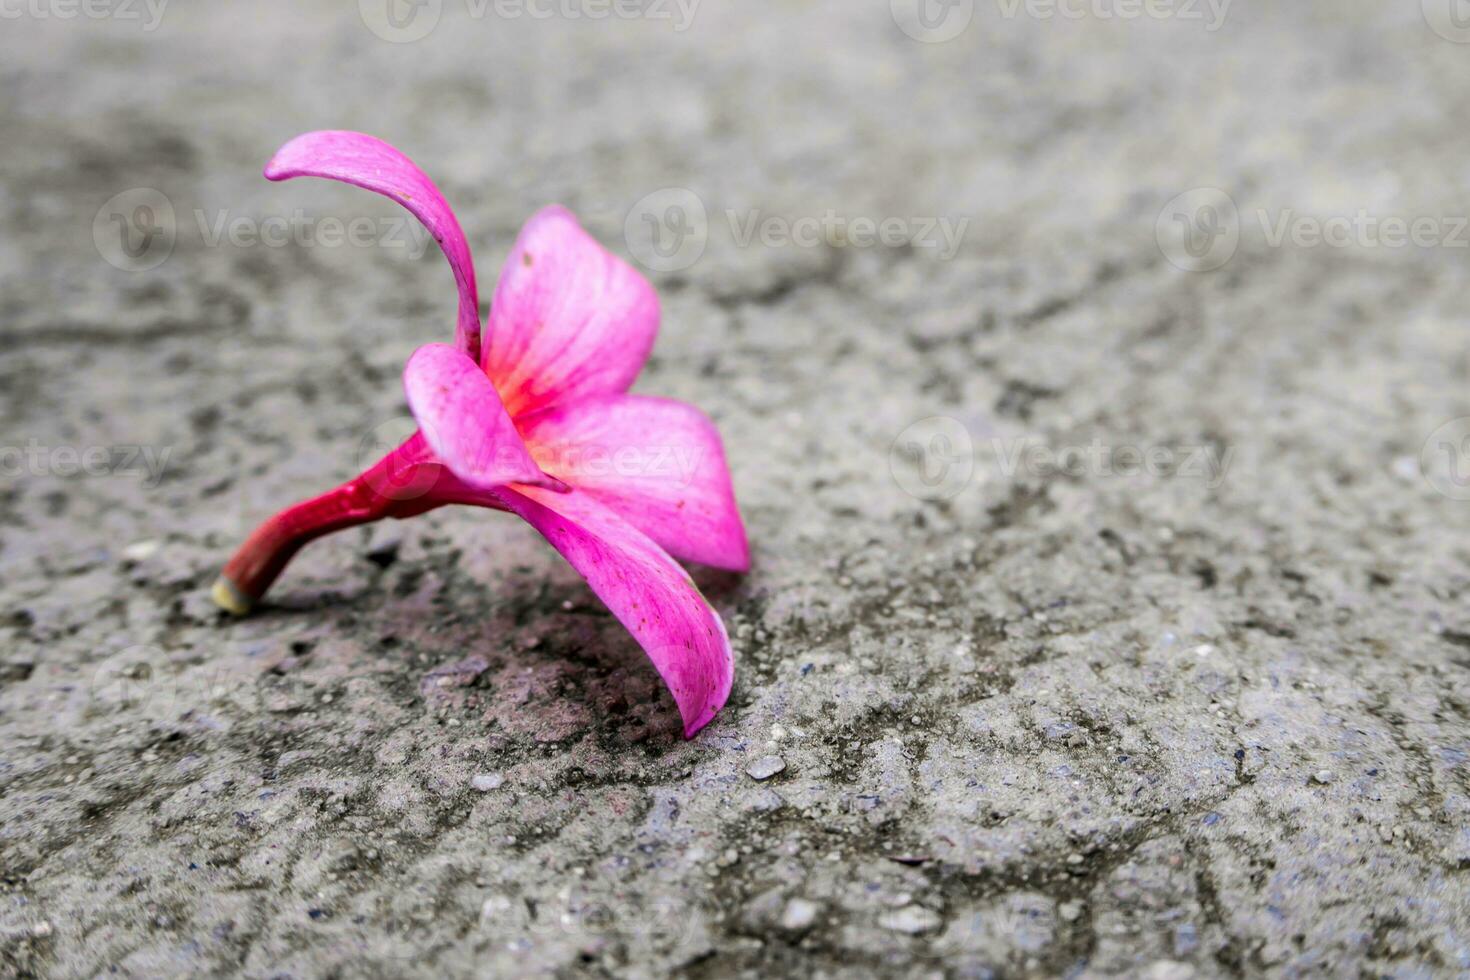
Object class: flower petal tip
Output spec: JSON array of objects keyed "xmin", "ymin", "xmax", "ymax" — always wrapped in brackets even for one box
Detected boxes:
[
  {"xmin": 261, "ymin": 130, "xmax": 325, "ymax": 181},
  {"xmin": 673, "ymin": 606, "xmax": 734, "ymax": 739},
  {"xmin": 727, "ymin": 545, "xmax": 753, "ymax": 575},
  {"xmin": 713, "ymin": 523, "xmax": 752, "ymax": 574},
  {"xmin": 262, "ymin": 130, "xmax": 368, "ymax": 182},
  {"xmin": 681, "ymin": 702, "xmax": 725, "ymax": 739},
  {"xmin": 677, "ymin": 671, "xmax": 732, "ymax": 739}
]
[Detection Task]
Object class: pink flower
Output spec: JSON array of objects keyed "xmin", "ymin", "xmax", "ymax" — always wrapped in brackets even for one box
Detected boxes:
[{"xmin": 215, "ymin": 131, "xmax": 749, "ymax": 737}]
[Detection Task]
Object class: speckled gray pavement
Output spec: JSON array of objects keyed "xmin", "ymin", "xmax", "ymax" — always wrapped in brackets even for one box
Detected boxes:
[{"xmin": 3, "ymin": 2, "xmax": 1470, "ymax": 977}]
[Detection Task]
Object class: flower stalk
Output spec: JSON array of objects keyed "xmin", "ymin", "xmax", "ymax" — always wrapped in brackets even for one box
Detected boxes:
[{"xmin": 214, "ymin": 436, "xmax": 463, "ymax": 613}]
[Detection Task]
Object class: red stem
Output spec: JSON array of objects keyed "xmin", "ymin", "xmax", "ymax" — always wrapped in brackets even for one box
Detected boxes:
[{"xmin": 213, "ymin": 434, "xmax": 498, "ymax": 613}]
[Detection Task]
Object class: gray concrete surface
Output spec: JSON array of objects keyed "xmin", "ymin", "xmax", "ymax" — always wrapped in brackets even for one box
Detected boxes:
[{"xmin": 3, "ymin": 1, "xmax": 1470, "ymax": 976}]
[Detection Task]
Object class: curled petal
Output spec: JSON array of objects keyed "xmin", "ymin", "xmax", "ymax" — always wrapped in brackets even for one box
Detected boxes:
[
  {"xmin": 266, "ymin": 131, "xmax": 482, "ymax": 360},
  {"xmin": 518, "ymin": 395, "xmax": 749, "ymax": 571},
  {"xmin": 484, "ymin": 206, "xmax": 658, "ymax": 417},
  {"xmin": 403, "ymin": 344, "xmax": 565, "ymax": 492},
  {"xmin": 496, "ymin": 485, "xmax": 734, "ymax": 737}
]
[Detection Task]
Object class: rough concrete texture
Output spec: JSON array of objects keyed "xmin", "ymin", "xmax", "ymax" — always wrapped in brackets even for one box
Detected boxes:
[{"xmin": 2, "ymin": 2, "xmax": 1469, "ymax": 976}]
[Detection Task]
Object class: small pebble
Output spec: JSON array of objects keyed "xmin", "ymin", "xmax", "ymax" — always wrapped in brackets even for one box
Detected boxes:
[
  {"xmin": 471, "ymin": 773, "xmax": 505, "ymax": 792},
  {"xmin": 1311, "ymin": 770, "xmax": 1335, "ymax": 785},
  {"xmin": 1142, "ymin": 961, "xmax": 1195, "ymax": 980},
  {"xmin": 780, "ymin": 898, "xmax": 820, "ymax": 931},
  {"xmin": 878, "ymin": 906, "xmax": 942, "ymax": 934},
  {"xmin": 1059, "ymin": 901, "xmax": 1083, "ymax": 922},
  {"xmin": 32, "ymin": 921, "xmax": 52, "ymax": 938},
  {"xmin": 122, "ymin": 540, "xmax": 160, "ymax": 562},
  {"xmin": 747, "ymin": 755, "xmax": 786, "ymax": 781}
]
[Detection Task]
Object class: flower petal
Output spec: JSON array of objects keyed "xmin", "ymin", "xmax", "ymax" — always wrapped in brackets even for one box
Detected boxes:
[
  {"xmin": 266, "ymin": 131, "xmax": 482, "ymax": 361},
  {"xmin": 483, "ymin": 206, "xmax": 658, "ymax": 417},
  {"xmin": 517, "ymin": 395, "xmax": 750, "ymax": 571},
  {"xmin": 496, "ymin": 485, "xmax": 734, "ymax": 737},
  {"xmin": 403, "ymin": 344, "xmax": 565, "ymax": 492}
]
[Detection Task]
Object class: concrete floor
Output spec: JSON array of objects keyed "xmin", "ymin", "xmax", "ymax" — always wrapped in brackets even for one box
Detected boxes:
[{"xmin": 2, "ymin": 1, "xmax": 1469, "ymax": 976}]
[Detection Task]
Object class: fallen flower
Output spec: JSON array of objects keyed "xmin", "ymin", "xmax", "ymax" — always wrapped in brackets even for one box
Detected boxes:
[{"xmin": 213, "ymin": 131, "xmax": 749, "ymax": 737}]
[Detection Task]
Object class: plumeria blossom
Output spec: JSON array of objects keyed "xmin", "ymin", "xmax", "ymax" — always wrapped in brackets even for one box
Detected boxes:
[{"xmin": 214, "ymin": 131, "xmax": 749, "ymax": 736}]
